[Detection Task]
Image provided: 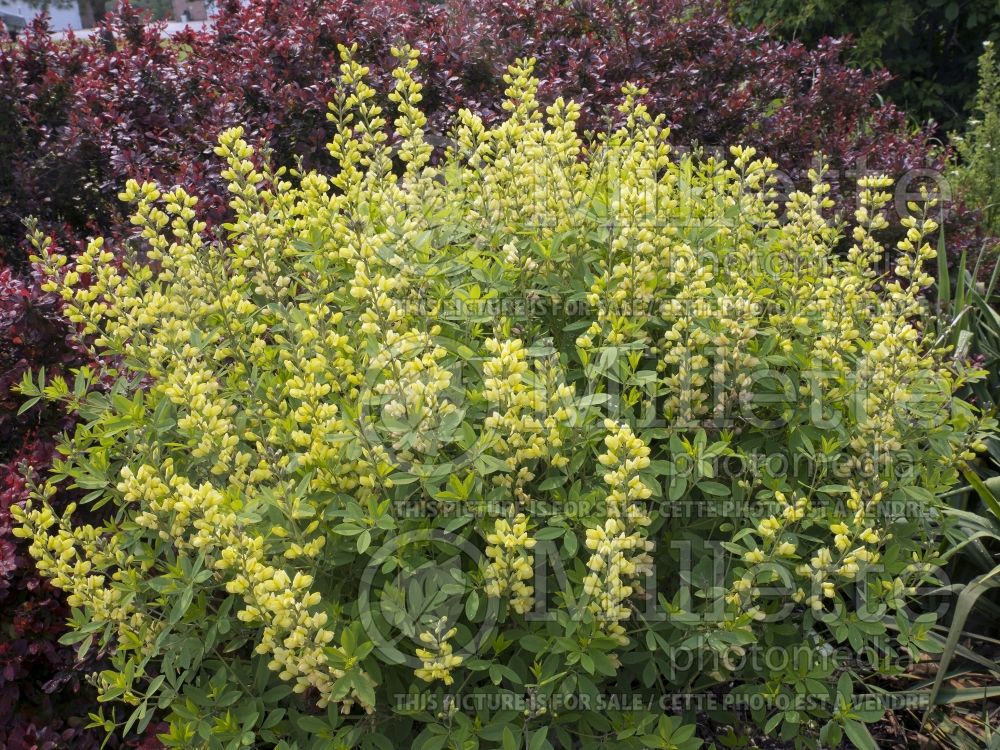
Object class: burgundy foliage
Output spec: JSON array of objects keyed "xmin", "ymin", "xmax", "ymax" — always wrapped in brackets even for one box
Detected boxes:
[{"xmin": 0, "ymin": 0, "xmax": 985, "ymax": 744}]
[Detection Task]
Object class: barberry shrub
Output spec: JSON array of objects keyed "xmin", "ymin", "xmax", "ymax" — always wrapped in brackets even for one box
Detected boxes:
[{"xmin": 14, "ymin": 52, "xmax": 996, "ymax": 750}]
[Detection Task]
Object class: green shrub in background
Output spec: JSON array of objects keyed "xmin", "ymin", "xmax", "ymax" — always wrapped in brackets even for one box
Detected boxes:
[
  {"xmin": 13, "ymin": 49, "xmax": 997, "ymax": 749},
  {"xmin": 731, "ymin": 0, "xmax": 1000, "ymax": 133},
  {"xmin": 131, "ymin": 0, "xmax": 175, "ymax": 21},
  {"xmin": 952, "ymin": 42, "xmax": 1000, "ymax": 237}
]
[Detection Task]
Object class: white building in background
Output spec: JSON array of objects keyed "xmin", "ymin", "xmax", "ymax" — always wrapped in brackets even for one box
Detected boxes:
[
  {"xmin": 2, "ymin": 1, "xmax": 83, "ymax": 31},
  {"xmin": 2, "ymin": 1, "xmax": 213, "ymax": 33},
  {"xmin": 172, "ymin": 0, "xmax": 209, "ymax": 22}
]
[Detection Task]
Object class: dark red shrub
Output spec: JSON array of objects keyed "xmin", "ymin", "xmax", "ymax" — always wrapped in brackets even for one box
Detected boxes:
[
  {"xmin": 0, "ymin": 22, "xmax": 95, "ymax": 274},
  {"xmin": 0, "ymin": 0, "xmax": 987, "ymax": 744},
  {"xmin": 3, "ymin": 0, "xmax": 978, "ymax": 260},
  {"xmin": 0, "ymin": 262, "xmax": 144, "ymax": 747}
]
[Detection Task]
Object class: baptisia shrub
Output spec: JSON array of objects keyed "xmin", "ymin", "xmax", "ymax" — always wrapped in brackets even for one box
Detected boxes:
[
  {"xmin": 14, "ymin": 50, "xmax": 996, "ymax": 750},
  {"xmin": 0, "ymin": 11, "xmax": 984, "ymax": 735}
]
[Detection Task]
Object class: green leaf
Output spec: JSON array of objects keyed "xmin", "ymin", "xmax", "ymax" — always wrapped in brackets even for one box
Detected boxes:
[
  {"xmin": 17, "ymin": 396, "xmax": 41, "ymax": 415},
  {"xmin": 843, "ymin": 719, "xmax": 878, "ymax": 750},
  {"xmin": 533, "ymin": 526, "xmax": 565, "ymax": 540},
  {"xmin": 520, "ymin": 635, "xmax": 547, "ymax": 653},
  {"xmin": 836, "ymin": 672, "xmax": 853, "ymax": 702},
  {"xmin": 962, "ymin": 467, "xmax": 1000, "ymax": 521},
  {"xmin": 357, "ymin": 529, "xmax": 372, "ymax": 554},
  {"xmin": 465, "ymin": 590, "xmax": 480, "ymax": 620},
  {"xmin": 698, "ymin": 481, "xmax": 730, "ymax": 497},
  {"xmin": 417, "ymin": 733, "xmax": 448, "ymax": 750},
  {"xmin": 528, "ymin": 729, "xmax": 549, "ymax": 750},
  {"xmin": 536, "ymin": 475, "xmax": 567, "ymax": 492},
  {"xmin": 577, "ymin": 393, "xmax": 610, "ymax": 410},
  {"xmin": 296, "ymin": 715, "xmax": 330, "ymax": 734}
]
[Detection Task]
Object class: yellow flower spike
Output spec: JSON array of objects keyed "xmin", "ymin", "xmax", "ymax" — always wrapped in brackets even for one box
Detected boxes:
[{"xmin": 414, "ymin": 618, "xmax": 464, "ymax": 686}]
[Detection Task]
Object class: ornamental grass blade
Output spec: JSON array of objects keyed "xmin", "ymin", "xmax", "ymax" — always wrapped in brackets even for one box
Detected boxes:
[{"xmin": 922, "ymin": 563, "xmax": 1000, "ymax": 730}]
